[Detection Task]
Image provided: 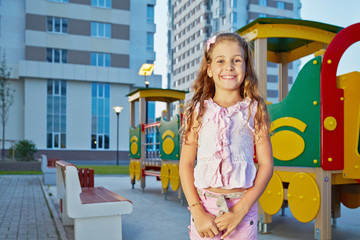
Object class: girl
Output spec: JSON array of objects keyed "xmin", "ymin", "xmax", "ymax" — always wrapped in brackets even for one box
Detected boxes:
[{"xmin": 179, "ymin": 33, "xmax": 273, "ymax": 240}]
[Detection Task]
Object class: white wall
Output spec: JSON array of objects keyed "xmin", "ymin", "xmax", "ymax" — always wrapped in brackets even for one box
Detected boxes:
[
  {"xmin": 24, "ymin": 78, "xmax": 47, "ymax": 148},
  {"xmin": 66, "ymin": 81, "xmax": 91, "ymax": 150}
]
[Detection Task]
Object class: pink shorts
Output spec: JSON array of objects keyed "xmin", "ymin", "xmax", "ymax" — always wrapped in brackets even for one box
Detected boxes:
[{"xmin": 189, "ymin": 189, "xmax": 258, "ymax": 240}]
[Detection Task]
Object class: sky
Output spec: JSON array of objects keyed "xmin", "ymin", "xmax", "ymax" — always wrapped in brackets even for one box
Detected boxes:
[{"xmin": 154, "ymin": 0, "xmax": 360, "ymax": 88}]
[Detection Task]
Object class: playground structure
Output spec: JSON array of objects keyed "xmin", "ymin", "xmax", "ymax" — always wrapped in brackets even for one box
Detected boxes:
[
  {"xmin": 236, "ymin": 18, "xmax": 360, "ymax": 239},
  {"xmin": 128, "ymin": 88, "xmax": 186, "ymax": 199},
  {"xmin": 128, "ymin": 18, "xmax": 360, "ymax": 240}
]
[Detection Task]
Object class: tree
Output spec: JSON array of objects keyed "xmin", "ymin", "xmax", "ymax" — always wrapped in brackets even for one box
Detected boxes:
[{"xmin": 0, "ymin": 53, "xmax": 15, "ymax": 160}]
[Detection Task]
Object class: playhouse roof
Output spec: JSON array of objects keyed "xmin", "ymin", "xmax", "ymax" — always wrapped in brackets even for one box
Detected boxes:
[
  {"xmin": 127, "ymin": 88, "xmax": 187, "ymax": 103},
  {"xmin": 236, "ymin": 18, "xmax": 343, "ymax": 63}
]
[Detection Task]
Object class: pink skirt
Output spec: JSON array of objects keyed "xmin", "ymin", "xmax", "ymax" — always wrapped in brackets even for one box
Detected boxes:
[{"xmin": 189, "ymin": 189, "xmax": 258, "ymax": 240}]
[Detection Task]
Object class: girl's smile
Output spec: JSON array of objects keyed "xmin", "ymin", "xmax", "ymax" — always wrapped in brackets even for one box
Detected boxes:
[{"xmin": 221, "ymin": 74, "xmax": 237, "ymax": 80}]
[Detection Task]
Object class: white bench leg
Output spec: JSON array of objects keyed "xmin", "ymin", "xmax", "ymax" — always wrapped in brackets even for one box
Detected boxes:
[
  {"xmin": 74, "ymin": 215, "xmax": 123, "ymax": 240},
  {"xmin": 62, "ymin": 200, "xmax": 74, "ymax": 226}
]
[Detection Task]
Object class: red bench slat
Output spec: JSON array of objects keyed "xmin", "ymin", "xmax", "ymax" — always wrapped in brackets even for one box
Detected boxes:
[{"xmin": 80, "ymin": 187, "xmax": 131, "ymax": 204}]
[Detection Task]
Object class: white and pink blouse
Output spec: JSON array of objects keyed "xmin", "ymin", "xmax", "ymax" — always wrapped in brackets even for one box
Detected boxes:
[{"xmin": 194, "ymin": 97, "xmax": 258, "ymax": 189}]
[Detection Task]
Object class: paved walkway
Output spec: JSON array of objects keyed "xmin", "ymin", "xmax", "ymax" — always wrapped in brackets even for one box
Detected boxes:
[
  {"xmin": 0, "ymin": 175, "xmax": 57, "ymax": 240},
  {"xmin": 1, "ymin": 174, "xmax": 360, "ymax": 240}
]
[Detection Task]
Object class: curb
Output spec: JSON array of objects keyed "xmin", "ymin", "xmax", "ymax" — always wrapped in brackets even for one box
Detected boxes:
[{"xmin": 40, "ymin": 180, "xmax": 69, "ymax": 240}]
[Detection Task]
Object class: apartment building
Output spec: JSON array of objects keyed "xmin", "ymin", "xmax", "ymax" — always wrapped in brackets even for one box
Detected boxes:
[
  {"xmin": 168, "ymin": 0, "xmax": 301, "ymax": 104},
  {"xmin": 0, "ymin": 0, "xmax": 161, "ymax": 161}
]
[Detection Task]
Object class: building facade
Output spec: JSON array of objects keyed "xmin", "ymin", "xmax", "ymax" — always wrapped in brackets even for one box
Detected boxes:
[
  {"xmin": 168, "ymin": 0, "xmax": 301, "ymax": 104},
  {"xmin": 0, "ymin": 0, "xmax": 161, "ymax": 161}
]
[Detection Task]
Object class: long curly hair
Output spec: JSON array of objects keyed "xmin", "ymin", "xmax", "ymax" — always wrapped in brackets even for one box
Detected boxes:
[{"xmin": 182, "ymin": 32, "xmax": 271, "ymax": 144}]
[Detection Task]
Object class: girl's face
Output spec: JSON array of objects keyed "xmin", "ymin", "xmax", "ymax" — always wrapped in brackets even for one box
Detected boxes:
[{"xmin": 207, "ymin": 40, "xmax": 246, "ymax": 94}]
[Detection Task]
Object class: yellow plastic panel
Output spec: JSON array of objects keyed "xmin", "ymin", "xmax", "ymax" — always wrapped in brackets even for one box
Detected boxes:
[
  {"xmin": 288, "ymin": 173, "xmax": 320, "ymax": 223},
  {"xmin": 271, "ymin": 117, "xmax": 307, "ymax": 132},
  {"xmin": 162, "ymin": 130, "xmax": 176, "ymax": 155},
  {"xmin": 276, "ymin": 171, "xmax": 316, "ymax": 183},
  {"xmin": 130, "ymin": 142, "xmax": 138, "ymax": 155},
  {"xmin": 170, "ymin": 164, "xmax": 180, "ymax": 191},
  {"xmin": 160, "ymin": 164, "xmax": 170, "ymax": 189},
  {"xmin": 162, "ymin": 130, "xmax": 175, "ymax": 139},
  {"xmin": 135, "ymin": 161, "xmax": 141, "ymax": 181},
  {"xmin": 259, "ymin": 172, "xmax": 284, "ymax": 215},
  {"xmin": 129, "ymin": 161, "xmax": 135, "ymax": 180},
  {"xmin": 271, "ymin": 130, "xmax": 305, "ymax": 161},
  {"xmin": 338, "ymin": 72, "xmax": 360, "ymax": 179}
]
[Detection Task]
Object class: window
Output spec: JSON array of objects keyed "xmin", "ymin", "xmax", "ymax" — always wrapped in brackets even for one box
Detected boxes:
[
  {"xmin": 259, "ymin": 0, "xmax": 267, "ymax": 6},
  {"xmin": 91, "ymin": 0, "xmax": 111, "ymax": 8},
  {"xmin": 277, "ymin": 1, "xmax": 285, "ymax": 9},
  {"xmin": 91, "ymin": 83, "xmax": 110, "ymax": 149},
  {"xmin": 47, "ymin": 48, "xmax": 67, "ymax": 63},
  {"xmin": 267, "ymin": 89, "xmax": 278, "ymax": 98},
  {"xmin": 47, "ymin": 17, "xmax": 68, "ymax": 34},
  {"xmin": 91, "ymin": 53, "xmax": 111, "ymax": 67},
  {"xmin": 147, "ymin": 5, "xmax": 155, "ymax": 23},
  {"xmin": 268, "ymin": 75, "xmax": 278, "ymax": 83},
  {"xmin": 91, "ymin": 22, "xmax": 111, "ymax": 38},
  {"xmin": 230, "ymin": 0, "xmax": 237, "ymax": 8},
  {"xmin": 147, "ymin": 32, "xmax": 154, "ymax": 51},
  {"xmin": 47, "ymin": 80, "xmax": 66, "ymax": 149},
  {"xmin": 230, "ymin": 12, "xmax": 237, "ymax": 23},
  {"xmin": 259, "ymin": 13, "xmax": 267, "ymax": 18},
  {"xmin": 214, "ymin": 19, "xmax": 219, "ymax": 32},
  {"xmin": 48, "ymin": 0, "xmax": 68, "ymax": 3},
  {"xmin": 219, "ymin": 0, "xmax": 225, "ymax": 16}
]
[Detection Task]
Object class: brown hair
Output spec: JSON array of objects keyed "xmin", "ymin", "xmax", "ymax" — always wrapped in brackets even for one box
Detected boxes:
[{"xmin": 182, "ymin": 32, "xmax": 271, "ymax": 144}]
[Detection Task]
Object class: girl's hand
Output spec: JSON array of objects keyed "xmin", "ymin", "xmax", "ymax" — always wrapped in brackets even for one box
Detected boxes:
[
  {"xmin": 192, "ymin": 208, "xmax": 219, "ymax": 238},
  {"xmin": 214, "ymin": 207, "xmax": 247, "ymax": 239}
]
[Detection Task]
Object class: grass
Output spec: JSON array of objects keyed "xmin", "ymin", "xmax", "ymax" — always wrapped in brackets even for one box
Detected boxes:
[{"xmin": 77, "ymin": 165, "xmax": 129, "ymax": 175}]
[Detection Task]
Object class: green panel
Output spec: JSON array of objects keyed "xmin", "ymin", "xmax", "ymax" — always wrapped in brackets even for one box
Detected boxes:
[
  {"xmin": 159, "ymin": 115, "xmax": 180, "ymax": 160},
  {"xmin": 129, "ymin": 125, "xmax": 141, "ymax": 159},
  {"xmin": 268, "ymin": 56, "xmax": 322, "ymax": 167}
]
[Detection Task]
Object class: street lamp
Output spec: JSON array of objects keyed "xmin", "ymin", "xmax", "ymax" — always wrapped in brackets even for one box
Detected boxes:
[
  {"xmin": 138, "ymin": 63, "xmax": 154, "ymax": 123},
  {"xmin": 113, "ymin": 106, "xmax": 123, "ymax": 166},
  {"xmin": 138, "ymin": 63, "xmax": 154, "ymax": 88}
]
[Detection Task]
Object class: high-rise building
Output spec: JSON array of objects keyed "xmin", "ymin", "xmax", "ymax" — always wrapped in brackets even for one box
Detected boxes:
[
  {"xmin": 168, "ymin": 0, "xmax": 301, "ymax": 105},
  {"xmin": 0, "ymin": 0, "xmax": 161, "ymax": 161}
]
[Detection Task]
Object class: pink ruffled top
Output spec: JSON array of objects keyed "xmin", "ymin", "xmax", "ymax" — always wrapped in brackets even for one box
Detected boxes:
[{"xmin": 194, "ymin": 97, "xmax": 258, "ymax": 189}]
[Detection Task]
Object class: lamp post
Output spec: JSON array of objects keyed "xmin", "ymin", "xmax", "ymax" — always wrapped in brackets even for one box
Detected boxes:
[
  {"xmin": 138, "ymin": 63, "xmax": 154, "ymax": 123},
  {"xmin": 144, "ymin": 73, "xmax": 149, "ymax": 88},
  {"xmin": 113, "ymin": 106, "xmax": 123, "ymax": 166}
]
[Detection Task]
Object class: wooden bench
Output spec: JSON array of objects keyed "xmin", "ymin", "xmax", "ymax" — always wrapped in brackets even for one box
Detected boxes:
[
  {"xmin": 41, "ymin": 154, "xmax": 59, "ymax": 185},
  {"xmin": 56, "ymin": 160, "xmax": 133, "ymax": 240},
  {"xmin": 56, "ymin": 161, "xmax": 95, "ymax": 226}
]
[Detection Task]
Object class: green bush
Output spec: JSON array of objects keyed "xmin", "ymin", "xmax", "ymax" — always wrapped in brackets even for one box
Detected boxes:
[{"xmin": 10, "ymin": 140, "xmax": 37, "ymax": 161}]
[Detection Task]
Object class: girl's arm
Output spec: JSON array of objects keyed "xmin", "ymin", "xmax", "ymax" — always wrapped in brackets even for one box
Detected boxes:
[
  {"xmin": 215, "ymin": 126, "xmax": 273, "ymax": 239},
  {"xmin": 179, "ymin": 117, "xmax": 219, "ymax": 238}
]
